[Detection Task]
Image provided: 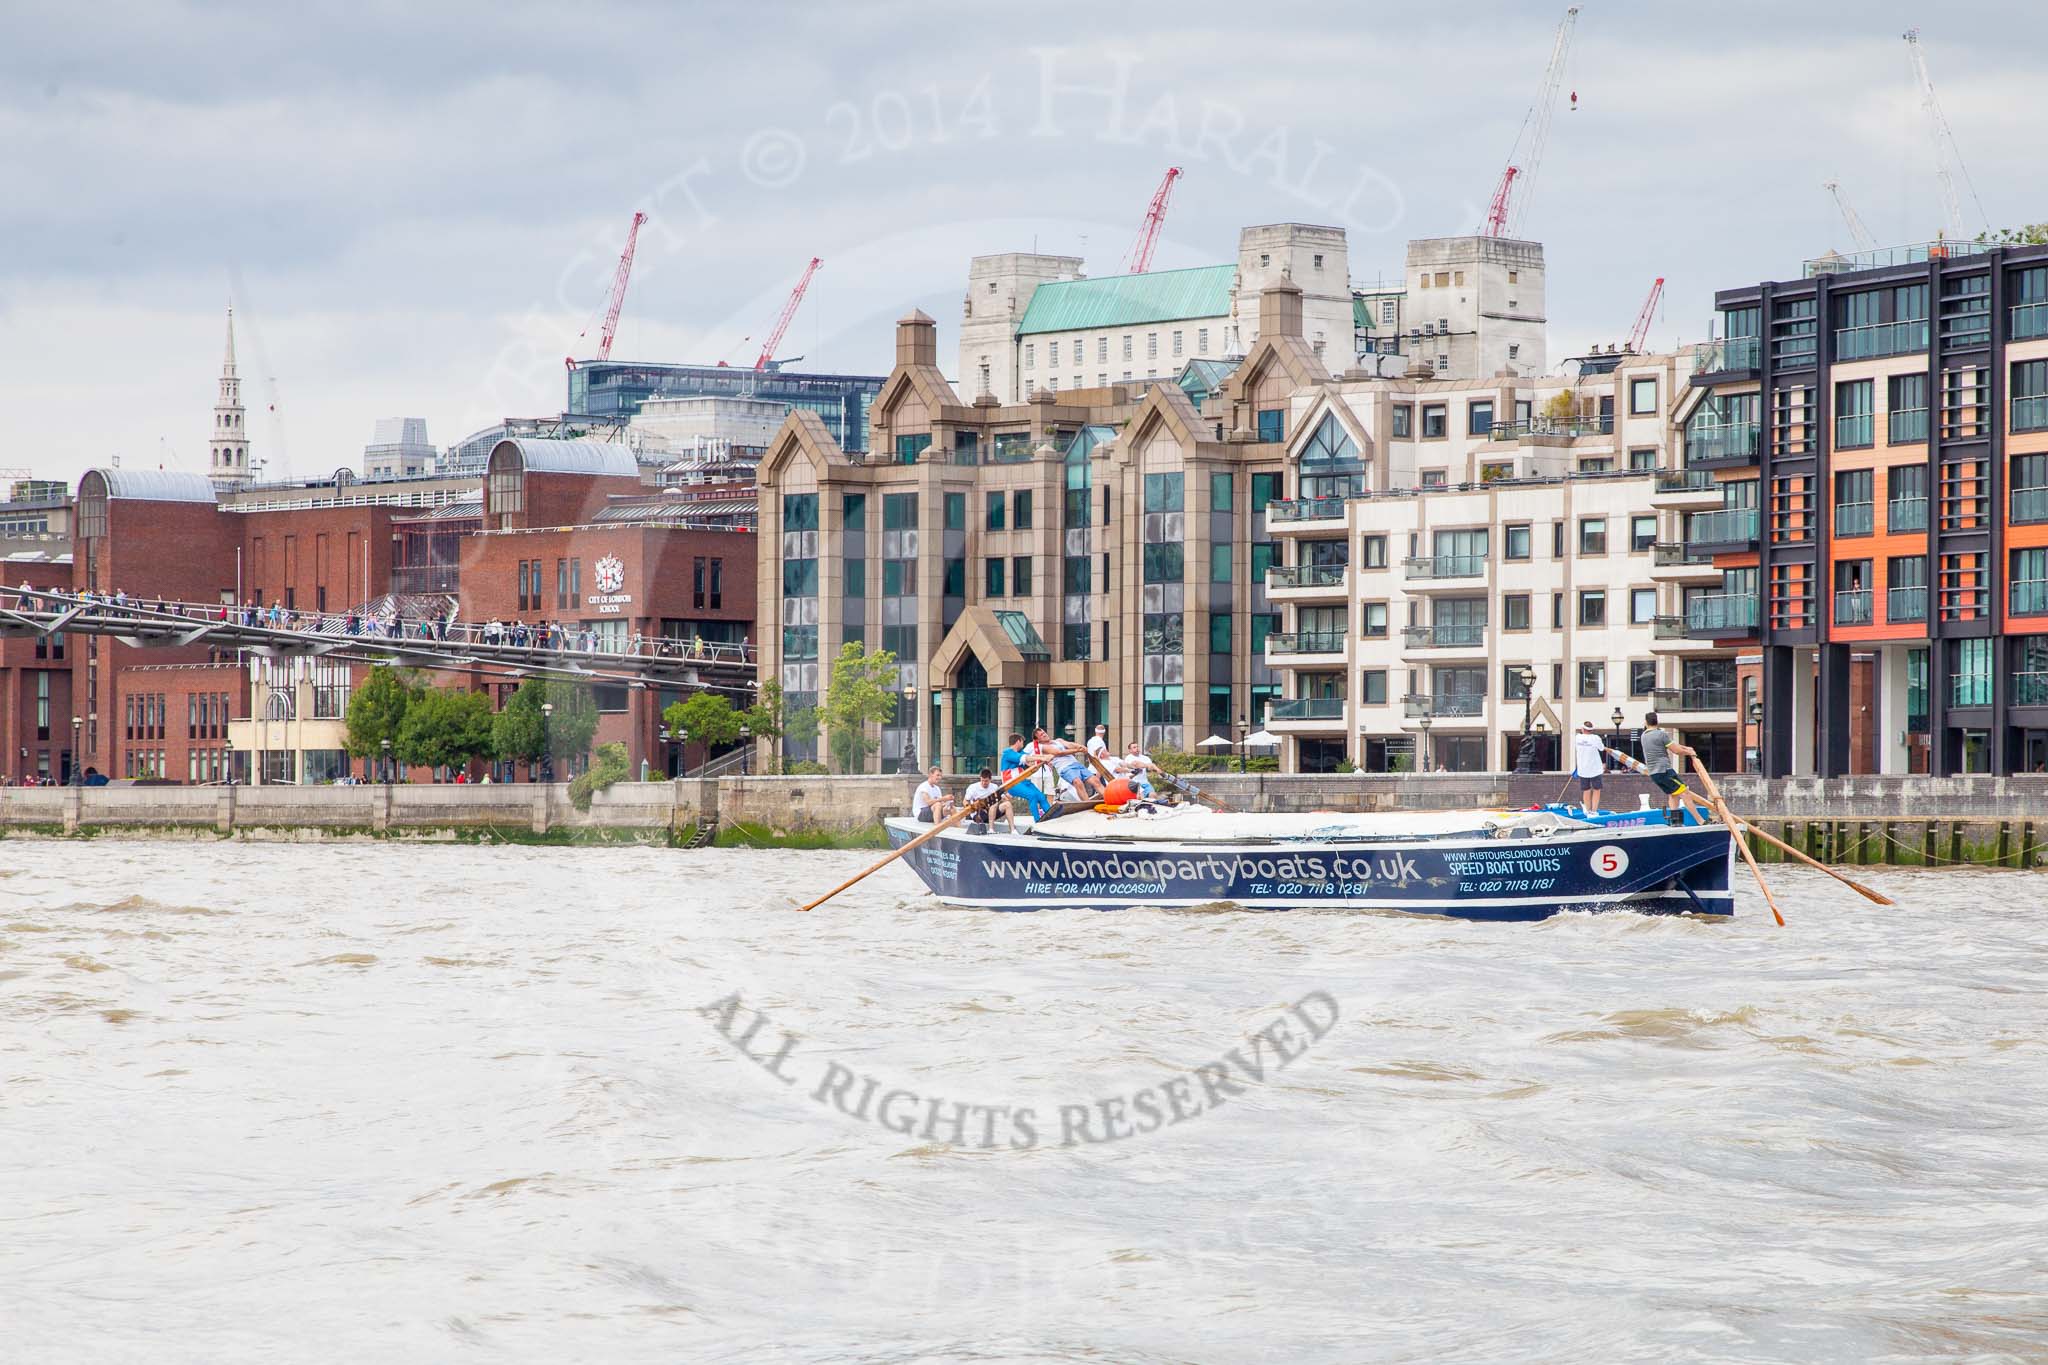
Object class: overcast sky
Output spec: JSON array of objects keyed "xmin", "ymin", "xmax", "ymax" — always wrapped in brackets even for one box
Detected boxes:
[{"xmin": 5, "ymin": 0, "xmax": 2044, "ymax": 487}]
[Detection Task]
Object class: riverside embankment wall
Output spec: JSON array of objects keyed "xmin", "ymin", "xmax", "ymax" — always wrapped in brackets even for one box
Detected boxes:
[{"xmin": 6, "ymin": 774, "xmax": 2048, "ymax": 866}]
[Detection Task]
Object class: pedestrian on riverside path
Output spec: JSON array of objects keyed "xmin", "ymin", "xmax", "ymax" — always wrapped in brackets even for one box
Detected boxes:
[
  {"xmin": 999, "ymin": 732, "xmax": 1051, "ymax": 822},
  {"xmin": 1636, "ymin": 711, "xmax": 1712, "ymax": 826},
  {"xmin": 1571, "ymin": 719, "xmax": 1607, "ymax": 814}
]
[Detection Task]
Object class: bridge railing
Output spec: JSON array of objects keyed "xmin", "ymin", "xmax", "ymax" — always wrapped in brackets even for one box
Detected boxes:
[{"xmin": 3, "ymin": 589, "xmax": 760, "ymax": 671}]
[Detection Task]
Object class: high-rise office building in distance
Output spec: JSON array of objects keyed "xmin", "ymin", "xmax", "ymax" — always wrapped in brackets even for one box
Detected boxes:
[{"xmin": 566, "ymin": 361, "xmax": 884, "ymax": 454}]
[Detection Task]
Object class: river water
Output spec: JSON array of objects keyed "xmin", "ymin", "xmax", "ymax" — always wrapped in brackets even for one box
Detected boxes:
[{"xmin": 3, "ymin": 842, "xmax": 2045, "ymax": 1363}]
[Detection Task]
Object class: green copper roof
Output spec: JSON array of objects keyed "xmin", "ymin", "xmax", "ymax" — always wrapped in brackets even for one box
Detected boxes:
[
  {"xmin": 1016, "ymin": 265, "xmax": 1235, "ymax": 336},
  {"xmin": 1353, "ymin": 295, "xmax": 1372, "ymax": 330}
]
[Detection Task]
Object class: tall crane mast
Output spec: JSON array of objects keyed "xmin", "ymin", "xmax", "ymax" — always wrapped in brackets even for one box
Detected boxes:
[
  {"xmin": 1902, "ymin": 28, "xmax": 1988, "ymax": 242},
  {"xmin": 756, "ymin": 257, "xmax": 823, "ymax": 372},
  {"xmin": 1482, "ymin": 5, "xmax": 1579, "ymax": 238},
  {"xmin": 1625, "ymin": 277, "xmax": 1664, "ymax": 354},
  {"xmin": 565, "ymin": 210, "xmax": 649, "ymax": 372},
  {"xmin": 1123, "ymin": 167, "xmax": 1183, "ymax": 274},
  {"xmin": 1822, "ymin": 179, "xmax": 1877, "ymax": 251}
]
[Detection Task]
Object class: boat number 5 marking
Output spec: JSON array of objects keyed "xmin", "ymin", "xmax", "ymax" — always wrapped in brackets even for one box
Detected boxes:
[{"xmin": 1591, "ymin": 845, "xmax": 1629, "ymax": 879}]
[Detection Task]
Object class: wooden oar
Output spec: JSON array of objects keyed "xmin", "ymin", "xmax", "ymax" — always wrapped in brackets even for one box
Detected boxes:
[
  {"xmin": 1685, "ymin": 758, "xmax": 1785, "ymax": 928},
  {"xmin": 1725, "ymin": 818, "xmax": 1896, "ymax": 906},
  {"xmin": 1083, "ymin": 741, "xmax": 1227, "ymax": 811},
  {"xmin": 796, "ymin": 762, "xmax": 1045, "ymax": 913}
]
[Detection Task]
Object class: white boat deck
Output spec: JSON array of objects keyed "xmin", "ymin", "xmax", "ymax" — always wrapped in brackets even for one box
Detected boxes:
[{"xmin": 1020, "ymin": 806, "xmax": 1576, "ymax": 845}]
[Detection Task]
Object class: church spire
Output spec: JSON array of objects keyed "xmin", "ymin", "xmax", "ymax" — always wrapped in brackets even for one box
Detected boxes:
[{"xmin": 209, "ymin": 301, "xmax": 252, "ymax": 492}]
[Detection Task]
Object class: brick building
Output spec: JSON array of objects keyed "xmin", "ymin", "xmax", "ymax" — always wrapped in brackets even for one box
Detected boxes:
[{"xmin": 2, "ymin": 557, "xmax": 77, "ymax": 782}]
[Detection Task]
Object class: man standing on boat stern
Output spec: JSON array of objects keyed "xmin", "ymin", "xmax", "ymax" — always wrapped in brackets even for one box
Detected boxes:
[
  {"xmin": 1638, "ymin": 711, "xmax": 1712, "ymax": 826},
  {"xmin": 999, "ymin": 733, "xmax": 1051, "ymax": 822},
  {"xmin": 1571, "ymin": 719, "xmax": 1607, "ymax": 813}
]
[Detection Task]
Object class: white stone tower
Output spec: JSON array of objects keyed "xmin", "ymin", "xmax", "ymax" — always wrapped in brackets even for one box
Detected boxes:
[{"xmin": 209, "ymin": 305, "xmax": 253, "ymax": 492}]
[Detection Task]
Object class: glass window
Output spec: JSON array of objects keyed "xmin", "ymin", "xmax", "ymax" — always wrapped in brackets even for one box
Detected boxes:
[
  {"xmin": 1143, "ymin": 472, "xmax": 1185, "ymax": 512},
  {"xmin": 1630, "ymin": 377, "xmax": 1657, "ymax": 415},
  {"xmin": 984, "ymin": 558, "xmax": 1005, "ymax": 596},
  {"xmin": 1578, "ymin": 661, "xmax": 1606, "ymax": 697},
  {"xmin": 1630, "ymin": 660, "xmax": 1656, "ymax": 696},
  {"xmin": 1631, "ymin": 587, "xmax": 1656, "ymax": 623},
  {"xmin": 1211, "ymin": 544, "xmax": 1233, "ymax": 582},
  {"xmin": 1362, "ymin": 535, "xmax": 1387, "ymax": 568},
  {"xmin": 1629, "ymin": 447, "xmax": 1657, "ymax": 471},
  {"xmin": 1504, "ymin": 524, "xmax": 1530, "ymax": 560},
  {"xmin": 1503, "ymin": 666, "xmax": 1532, "ymax": 700},
  {"xmin": 1210, "ymin": 472, "xmax": 1233, "ymax": 512},
  {"xmin": 1421, "ymin": 405, "xmax": 1447, "ymax": 438},
  {"xmin": 1251, "ymin": 472, "xmax": 1283, "ymax": 512},
  {"xmin": 1209, "ymin": 613, "xmax": 1232, "ymax": 653},
  {"xmin": 986, "ymin": 491, "xmax": 1005, "ymax": 530},
  {"xmin": 1361, "ymin": 670, "xmax": 1387, "ymax": 705},
  {"xmin": 944, "ymin": 492, "xmax": 965, "ymax": 530},
  {"xmin": 895, "ymin": 433, "xmax": 932, "ymax": 464},
  {"xmin": 1361, "ymin": 602, "xmax": 1388, "ymax": 637},
  {"xmin": 1256, "ymin": 409, "xmax": 1284, "ymax": 442},
  {"xmin": 1579, "ymin": 589, "xmax": 1607, "ymax": 626},
  {"xmin": 1630, "ymin": 515, "xmax": 1656, "ymax": 551},
  {"xmin": 1835, "ymin": 378, "xmax": 1875, "ymax": 449},
  {"xmin": 1014, "ymin": 490, "xmax": 1033, "ymax": 528},
  {"xmin": 1468, "ymin": 400, "xmax": 1494, "ymax": 437},
  {"xmin": 943, "ymin": 558, "xmax": 965, "ymax": 596},
  {"xmin": 1504, "ymin": 594, "xmax": 1530, "ymax": 630},
  {"xmin": 1013, "ymin": 556, "xmax": 1032, "ymax": 594},
  {"xmin": 1391, "ymin": 405, "xmax": 1412, "ymax": 438},
  {"xmin": 1579, "ymin": 518, "xmax": 1607, "ymax": 555}
]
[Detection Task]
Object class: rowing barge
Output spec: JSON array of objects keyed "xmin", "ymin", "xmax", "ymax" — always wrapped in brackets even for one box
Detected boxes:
[{"xmin": 882, "ymin": 803, "xmax": 1735, "ymax": 919}]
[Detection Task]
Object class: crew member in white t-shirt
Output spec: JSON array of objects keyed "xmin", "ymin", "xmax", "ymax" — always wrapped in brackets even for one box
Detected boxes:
[
  {"xmin": 960, "ymin": 767, "xmax": 1012, "ymax": 833},
  {"xmin": 1112, "ymin": 741, "xmax": 1160, "ymax": 799},
  {"xmin": 1570, "ymin": 719, "xmax": 1608, "ymax": 813},
  {"xmin": 911, "ymin": 766, "xmax": 953, "ymax": 823},
  {"xmin": 1086, "ymin": 724, "xmax": 1110, "ymax": 763}
]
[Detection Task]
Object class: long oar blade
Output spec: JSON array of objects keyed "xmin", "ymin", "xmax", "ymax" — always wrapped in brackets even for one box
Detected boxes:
[{"xmin": 795, "ymin": 762, "xmax": 1045, "ymax": 913}]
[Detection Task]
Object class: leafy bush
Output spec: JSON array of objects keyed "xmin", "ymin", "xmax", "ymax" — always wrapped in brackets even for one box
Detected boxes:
[
  {"xmin": 785, "ymin": 759, "xmax": 830, "ymax": 775},
  {"xmin": 568, "ymin": 741, "xmax": 631, "ymax": 812}
]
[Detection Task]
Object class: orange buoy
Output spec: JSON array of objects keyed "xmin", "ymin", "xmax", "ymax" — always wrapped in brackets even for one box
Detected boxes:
[{"xmin": 1103, "ymin": 778, "xmax": 1136, "ymax": 807}]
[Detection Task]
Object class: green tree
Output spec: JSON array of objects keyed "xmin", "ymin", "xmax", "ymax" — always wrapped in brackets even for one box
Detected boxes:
[
  {"xmin": 491, "ymin": 679, "xmax": 600, "ymax": 778},
  {"xmin": 396, "ymin": 687, "xmax": 495, "ymax": 773},
  {"xmin": 569, "ymin": 741, "xmax": 631, "ymax": 811},
  {"xmin": 1979, "ymin": 224, "xmax": 2048, "ymax": 245},
  {"xmin": 663, "ymin": 692, "xmax": 745, "ymax": 750},
  {"xmin": 819, "ymin": 641, "xmax": 899, "ymax": 774},
  {"xmin": 344, "ymin": 666, "xmax": 419, "ymax": 778}
]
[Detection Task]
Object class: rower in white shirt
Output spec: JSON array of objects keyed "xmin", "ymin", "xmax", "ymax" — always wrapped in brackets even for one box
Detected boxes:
[
  {"xmin": 1110, "ymin": 741, "xmax": 1160, "ymax": 799},
  {"xmin": 910, "ymin": 766, "xmax": 953, "ymax": 824},
  {"xmin": 959, "ymin": 767, "xmax": 1013, "ymax": 833}
]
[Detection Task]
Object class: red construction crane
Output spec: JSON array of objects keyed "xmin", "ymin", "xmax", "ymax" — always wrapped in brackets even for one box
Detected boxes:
[
  {"xmin": 1481, "ymin": 6, "xmax": 1579, "ymax": 238},
  {"xmin": 1123, "ymin": 167, "xmax": 1182, "ymax": 274},
  {"xmin": 565, "ymin": 211, "xmax": 648, "ymax": 372},
  {"xmin": 1625, "ymin": 276, "xmax": 1665, "ymax": 354},
  {"xmin": 756, "ymin": 257, "xmax": 822, "ymax": 371}
]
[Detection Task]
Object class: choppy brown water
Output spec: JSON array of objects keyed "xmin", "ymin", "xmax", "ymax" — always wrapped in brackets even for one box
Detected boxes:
[{"xmin": 3, "ymin": 842, "xmax": 2046, "ymax": 1362}]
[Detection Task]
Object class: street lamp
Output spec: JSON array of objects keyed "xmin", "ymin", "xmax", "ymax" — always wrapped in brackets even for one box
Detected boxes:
[
  {"xmin": 380, "ymin": 737, "xmax": 391, "ymax": 785},
  {"xmin": 70, "ymin": 715, "xmax": 82, "ymax": 786},
  {"xmin": 738, "ymin": 722, "xmax": 752, "ymax": 775},
  {"xmin": 540, "ymin": 701, "xmax": 554, "ymax": 783},
  {"xmin": 1416, "ymin": 710, "xmax": 1434, "ymax": 773},
  {"xmin": 1610, "ymin": 705, "xmax": 1628, "ymax": 766},
  {"xmin": 1747, "ymin": 699, "xmax": 1766, "ymax": 773},
  {"xmin": 898, "ymin": 682, "xmax": 920, "ymax": 775},
  {"xmin": 1235, "ymin": 714, "xmax": 1248, "ymax": 773},
  {"xmin": 1513, "ymin": 665, "xmax": 1540, "ymax": 774}
]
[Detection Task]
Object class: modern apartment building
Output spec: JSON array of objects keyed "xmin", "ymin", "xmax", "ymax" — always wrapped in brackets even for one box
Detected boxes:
[
  {"xmin": 758, "ymin": 287, "xmax": 1339, "ymax": 772},
  {"xmin": 1256, "ymin": 348, "xmax": 1733, "ymax": 773},
  {"xmin": 1684, "ymin": 237, "xmax": 2048, "ymax": 776}
]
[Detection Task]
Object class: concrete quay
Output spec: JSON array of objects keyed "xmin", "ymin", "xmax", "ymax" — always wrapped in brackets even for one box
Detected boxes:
[{"xmin": 3, "ymin": 773, "xmax": 2047, "ymax": 868}]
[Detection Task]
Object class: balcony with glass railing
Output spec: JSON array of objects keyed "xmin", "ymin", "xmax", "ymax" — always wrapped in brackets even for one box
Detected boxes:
[
  {"xmin": 1400, "ymin": 622, "xmax": 1487, "ymax": 650},
  {"xmin": 1650, "ymin": 686, "xmax": 1738, "ymax": 714},
  {"xmin": 1887, "ymin": 585, "xmax": 1928, "ymax": 623},
  {"xmin": 1654, "ymin": 468, "xmax": 1719, "ymax": 494},
  {"xmin": 2013, "ymin": 395, "xmax": 2048, "ymax": 435},
  {"xmin": 1686, "ymin": 593, "xmax": 1759, "ymax": 634},
  {"xmin": 1833, "ymin": 319, "xmax": 1929, "ymax": 361},
  {"xmin": 1482, "ymin": 415, "xmax": 1615, "ymax": 441},
  {"xmin": 1888, "ymin": 495, "xmax": 1928, "ymax": 533},
  {"xmin": 1651, "ymin": 542, "xmax": 1715, "ymax": 567},
  {"xmin": 1651, "ymin": 614, "xmax": 1688, "ymax": 640},
  {"xmin": 1269, "ymin": 696, "xmax": 1346, "ymax": 721},
  {"xmin": 1685, "ymin": 423, "xmax": 1761, "ymax": 468},
  {"xmin": 1265, "ymin": 631, "xmax": 1348, "ymax": 657},
  {"xmin": 1888, "ymin": 407, "xmax": 1929, "ymax": 444},
  {"xmin": 1834, "ymin": 501, "xmax": 1874, "ymax": 537},
  {"xmin": 1402, "ymin": 693, "xmax": 1484, "ymax": 719},
  {"xmin": 1267, "ymin": 563, "xmax": 1348, "ymax": 590},
  {"xmin": 1692, "ymin": 335, "xmax": 1761, "ymax": 378},
  {"xmin": 1834, "ymin": 589, "xmax": 1873, "ymax": 625},
  {"xmin": 1266, "ymin": 496, "xmax": 1350, "ymax": 526},
  {"xmin": 2015, "ymin": 671, "xmax": 2048, "ymax": 706},
  {"xmin": 1802, "ymin": 239, "xmax": 1992, "ymax": 278},
  {"xmin": 1402, "ymin": 553, "xmax": 1486, "ymax": 580},
  {"xmin": 2013, "ymin": 300, "xmax": 2048, "ymax": 341},
  {"xmin": 1686, "ymin": 507, "xmax": 1759, "ymax": 548},
  {"xmin": 1834, "ymin": 412, "xmax": 1874, "ymax": 449},
  {"xmin": 2012, "ymin": 578, "xmax": 2048, "ymax": 616}
]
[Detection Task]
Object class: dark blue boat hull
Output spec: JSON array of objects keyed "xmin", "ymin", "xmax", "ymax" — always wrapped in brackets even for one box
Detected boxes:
[{"xmin": 883, "ymin": 818, "xmax": 1736, "ymax": 919}]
